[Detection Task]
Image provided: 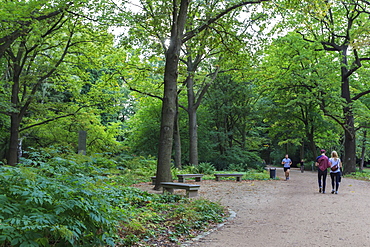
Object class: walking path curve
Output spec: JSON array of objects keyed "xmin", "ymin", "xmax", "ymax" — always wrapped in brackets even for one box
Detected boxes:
[{"xmin": 134, "ymin": 168, "xmax": 370, "ymax": 247}]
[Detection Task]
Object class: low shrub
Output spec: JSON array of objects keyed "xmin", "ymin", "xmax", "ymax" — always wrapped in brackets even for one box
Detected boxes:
[
  {"xmin": 0, "ymin": 154, "xmax": 228, "ymax": 246},
  {"xmin": 120, "ymin": 198, "xmax": 225, "ymax": 246},
  {"xmin": 244, "ymin": 169, "xmax": 270, "ymax": 180},
  {"xmin": 196, "ymin": 162, "xmax": 216, "ymax": 175},
  {"xmin": 346, "ymin": 169, "xmax": 370, "ymax": 181},
  {"xmin": 228, "ymin": 163, "xmax": 247, "ymax": 172},
  {"xmin": 0, "ymin": 164, "xmax": 120, "ymax": 246},
  {"xmin": 181, "ymin": 162, "xmax": 216, "ymax": 175}
]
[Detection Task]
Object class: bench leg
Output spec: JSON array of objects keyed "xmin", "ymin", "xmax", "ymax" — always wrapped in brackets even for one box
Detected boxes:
[
  {"xmin": 151, "ymin": 178, "xmax": 156, "ymax": 185},
  {"xmin": 215, "ymin": 177, "xmax": 220, "ymax": 181},
  {"xmin": 195, "ymin": 177, "xmax": 201, "ymax": 182},
  {"xmin": 178, "ymin": 177, "xmax": 185, "ymax": 183},
  {"xmin": 236, "ymin": 177, "xmax": 241, "ymax": 182},
  {"xmin": 163, "ymin": 187, "xmax": 174, "ymax": 194},
  {"xmin": 187, "ymin": 190, "xmax": 198, "ymax": 198}
]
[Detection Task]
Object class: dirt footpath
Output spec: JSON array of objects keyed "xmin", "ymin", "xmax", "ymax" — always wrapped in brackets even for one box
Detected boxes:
[{"xmin": 134, "ymin": 168, "xmax": 370, "ymax": 247}]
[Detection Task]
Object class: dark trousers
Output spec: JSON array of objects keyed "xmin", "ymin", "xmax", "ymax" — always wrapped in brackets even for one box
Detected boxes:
[
  {"xmin": 330, "ymin": 172, "xmax": 340, "ymax": 191},
  {"xmin": 318, "ymin": 169, "xmax": 327, "ymax": 191}
]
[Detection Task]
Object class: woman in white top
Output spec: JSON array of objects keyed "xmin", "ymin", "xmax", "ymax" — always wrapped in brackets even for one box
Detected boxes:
[{"xmin": 329, "ymin": 151, "xmax": 342, "ymax": 194}]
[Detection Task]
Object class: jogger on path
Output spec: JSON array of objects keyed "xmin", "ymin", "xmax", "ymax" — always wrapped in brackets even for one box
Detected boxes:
[{"xmin": 281, "ymin": 154, "xmax": 292, "ymax": 181}]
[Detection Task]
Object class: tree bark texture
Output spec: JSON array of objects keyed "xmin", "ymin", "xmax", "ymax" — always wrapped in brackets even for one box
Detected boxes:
[
  {"xmin": 187, "ymin": 76, "xmax": 199, "ymax": 166},
  {"xmin": 8, "ymin": 114, "xmax": 20, "ymax": 166},
  {"xmin": 341, "ymin": 50, "xmax": 356, "ymax": 173},
  {"xmin": 154, "ymin": 0, "xmax": 190, "ymax": 190},
  {"xmin": 360, "ymin": 130, "xmax": 366, "ymax": 171},
  {"xmin": 173, "ymin": 108, "xmax": 182, "ymax": 169},
  {"xmin": 306, "ymin": 124, "xmax": 317, "ymax": 160},
  {"xmin": 7, "ymin": 48, "xmax": 23, "ymax": 166}
]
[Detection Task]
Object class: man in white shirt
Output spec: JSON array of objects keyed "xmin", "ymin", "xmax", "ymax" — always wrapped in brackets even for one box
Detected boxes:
[{"xmin": 281, "ymin": 154, "xmax": 292, "ymax": 180}]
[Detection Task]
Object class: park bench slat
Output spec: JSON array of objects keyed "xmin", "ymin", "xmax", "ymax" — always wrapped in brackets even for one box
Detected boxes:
[
  {"xmin": 177, "ymin": 174, "xmax": 204, "ymax": 183},
  {"xmin": 214, "ymin": 173, "xmax": 243, "ymax": 181},
  {"xmin": 160, "ymin": 182, "xmax": 200, "ymax": 198}
]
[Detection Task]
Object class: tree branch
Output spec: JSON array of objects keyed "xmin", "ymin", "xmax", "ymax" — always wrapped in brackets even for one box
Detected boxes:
[
  {"xmin": 194, "ymin": 65, "xmax": 220, "ymax": 109},
  {"xmin": 0, "ymin": 7, "xmax": 67, "ymax": 59},
  {"xmin": 352, "ymin": 89, "xmax": 370, "ymax": 101},
  {"xmin": 121, "ymin": 76, "xmax": 163, "ymax": 101},
  {"xmin": 0, "ymin": 30, "xmax": 24, "ymax": 59},
  {"xmin": 19, "ymin": 106, "xmax": 85, "ymax": 132},
  {"xmin": 182, "ymin": 0, "xmax": 270, "ymax": 43},
  {"xmin": 129, "ymin": 86, "xmax": 163, "ymax": 101},
  {"xmin": 19, "ymin": 22, "xmax": 75, "ymax": 121}
]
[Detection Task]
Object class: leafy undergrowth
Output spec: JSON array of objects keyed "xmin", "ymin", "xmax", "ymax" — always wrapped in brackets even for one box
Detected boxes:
[
  {"xmin": 3, "ymin": 151, "xmax": 368, "ymax": 246},
  {"xmin": 345, "ymin": 168, "xmax": 370, "ymax": 181},
  {"xmin": 117, "ymin": 193, "xmax": 226, "ymax": 246},
  {"xmin": 0, "ymin": 155, "xmax": 227, "ymax": 247}
]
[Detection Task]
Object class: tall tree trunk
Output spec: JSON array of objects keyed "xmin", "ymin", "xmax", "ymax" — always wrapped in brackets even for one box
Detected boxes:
[
  {"xmin": 300, "ymin": 141, "xmax": 304, "ymax": 160},
  {"xmin": 360, "ymin": 129, "xmax": 366, "ymax": 171},
  {"xmin": 8, "ymin": 113, "xmax": 20, "ymax": 166},
  {"xmin": 307, "ymin": 125, "xmax": 317, "ymax": 160},
  {"xmin": 186, "ymin": 61, "xmax": 219, "ymax": 166},
  {"xmin": 341, "ymin": 48, "xmax": 356, "ymax": 174},
  {"xmin": 154, "ymin": 56, "xmax": 179, "ymax": 189},
  {"xmin": 187, "ymin": 75, "xmax": 198, "ymax": 166},
  {"xmin": 173, "ymin": 106, "xmax": 182, "ymax": 169},
  {"xmin": 154, "ymin": 0, "xmax": 189, "ymax": 190},
  {"xmin": 188, "ymin": 107, "xmax": 198, "ymax": 166},
  {"xmin": 7, "ymin": 49, "xmax": 23, "ymax": 166},
  {"xmin": 343, "ymin": 125, "xmax": 356, "ymax": 173},
  {"xmin": 342, "ymin": 107, "xmax": 356, "ymax": 173}
]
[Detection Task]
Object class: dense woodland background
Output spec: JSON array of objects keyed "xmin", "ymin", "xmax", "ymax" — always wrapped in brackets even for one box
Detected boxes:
[
  {"xmin": 2, "ymin": 0, "xmax": 370, "ymax": 175},
  {"xmin": 2, "ymin": 0, "xmax": 370, "ymax": 172},
  {"xmin": 1, "ymin": 0, "xmax": 370, "ymax": 246}
]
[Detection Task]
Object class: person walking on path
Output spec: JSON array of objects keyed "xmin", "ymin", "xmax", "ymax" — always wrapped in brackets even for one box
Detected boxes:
[
  {"xmin": 300, "ymin": 159, "xmax": 304, "ymax": 173},
  {"xmin": 329, "ymin": 150, "xmax": 342, "ymax": 194},
  {"xmin": 281, "ymin": 154, "xmax": 292, "ymax": 180},
  {"xmin": 315, "ymin": 149, "xmax": 330, "ymax": 193}
]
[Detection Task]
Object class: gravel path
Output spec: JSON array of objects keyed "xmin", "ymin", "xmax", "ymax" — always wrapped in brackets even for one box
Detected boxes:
[{"xmin": 133, "ymin": 168, "xmax": 370, "ymax": 247}]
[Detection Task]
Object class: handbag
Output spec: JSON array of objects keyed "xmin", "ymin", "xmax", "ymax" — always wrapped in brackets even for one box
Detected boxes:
[{"xmin": 331, "ymin": 159, "xmax": 339, "ymax": 171}]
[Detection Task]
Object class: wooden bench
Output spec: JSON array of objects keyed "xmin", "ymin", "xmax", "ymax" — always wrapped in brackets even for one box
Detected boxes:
[
  {"xmin": 177, "ymin": 174, "xmax": 204, "ymax": 183},
  {"xmin": 214, "ymin": 173, "xmax": 243, "ymax": 181},
  {"xmin": 160, "ymin": 182, "xmax": 200, "ymax": 198}
]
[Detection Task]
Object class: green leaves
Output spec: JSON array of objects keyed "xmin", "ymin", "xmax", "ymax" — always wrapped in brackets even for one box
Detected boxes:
[
  {"xmin": 0, "ymin": 151, "xmax": 234, "ymax": 246},
  {"xmin": 0, "ymin": 162, "xmax": 122, "ymax": 246}
]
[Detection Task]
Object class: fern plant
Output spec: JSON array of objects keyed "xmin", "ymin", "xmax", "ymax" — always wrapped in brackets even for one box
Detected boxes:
[{"xmin": 0, "ymin": 162, "xmax": 121, "ymax": 246}]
